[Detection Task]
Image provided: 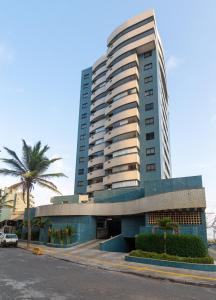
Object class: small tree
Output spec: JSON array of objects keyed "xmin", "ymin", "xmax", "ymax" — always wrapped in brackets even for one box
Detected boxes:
[
  {"xmin": 0, "ymin": 140, "xmax": 66, "ymax": 248},
  {"xmin": 156, "ymin": 217, "xmax": 179, "ymax": 253}
]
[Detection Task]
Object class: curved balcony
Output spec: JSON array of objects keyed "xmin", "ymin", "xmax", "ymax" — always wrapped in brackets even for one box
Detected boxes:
[
  {"xmin": 90, "ymin": 97, "xmax": 106, "ymax": 112},
  {"xmin": 92, "ymin": 64, "xmax": 107, "ymax": 81},
  {"xmin": 87, "ymin": 169, "xmax": 105, "ymax": 180},
  {"xmin": 106, "ymin": 94, "xmax": 139, "ymax": 116},
  {"xmin": 88, "ymin": 156, "xmax": 105, "ymax": 168},
  {"xmin": 88, "ymin": 143, "xmax": 104, "ymax": 156},
  {"xmin": 89, "ymin": 119, "xmax": 104, "ymax": 133},
  {"xmin": 104, "ymin": 153, "xmax": 140, "ymax": 170},
  {"xmin": 89, "ymin": 131, "xmax": 104, "ymax": 145},
  {"xmin": 91, "ymin": 85, "xmax": 106, "ymax": 102},
  {"xmin": 107, "ymin": 10, "xmax": 154, "ymax": 45},
  {"xmin": 104, "ymin": 122, "xmax": 140, "ymax": 142},
  {"xmin": 105, "ymin": 80, "xmax": 139, "ymax": 103},
  {"xmin": 106, "ymin": 67, "xmax": 139, "ymax": 91},
  {"xmin": 106, "ymin": 53, "xmax": 138, "ymax": 79},
  {"xmin": 92, "ymin": 75, "xmax": 106, "ymax": 91},
  {"xmin": 87, "ymin": 182, "xmax": 104, "ymax": 193},
  {"xmin": 107, "ymin": 21, "xmax": 155, "ymax": 57},
  {"xmin": 107, "ymin": 33, "xmax": 155, "ymax": 68},
  {"xmin": 90, "ymin": 107, "xmax": 105, "ymax": 123},
  {"xmin": 92, "ymin": 55, "xmax": 106, "ymax": 72},
  {"xmin": 103, "ymin": 170, "xmax": 140, "ymax": 186},
  {"xmin": 104, "ymin": 138, "xmax": 140, "ymax": 156},
  {"xmin": 105, "ymin": 107, "xmax": 139, "ymax": 128}
]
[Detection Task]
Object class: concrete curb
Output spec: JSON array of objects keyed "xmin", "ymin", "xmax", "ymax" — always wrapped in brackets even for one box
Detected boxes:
[{"xmin": 18, "ymin": 245, "xmax": 216, "ymax": 288}]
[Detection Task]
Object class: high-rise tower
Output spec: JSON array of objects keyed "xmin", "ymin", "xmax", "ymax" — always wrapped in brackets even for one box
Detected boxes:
[{"xmin": 74, "ymin": 10, "xmax": 171, "ymax": 196}]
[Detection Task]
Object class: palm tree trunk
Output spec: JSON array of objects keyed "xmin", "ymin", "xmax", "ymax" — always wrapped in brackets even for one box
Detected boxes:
[
  {"xmin": 27, "ymin": 186, "xmax": 31, "ymax": 248},
  {"xmin": 164, "ymin": 231, "xmax": 167, "ymax": 253}
]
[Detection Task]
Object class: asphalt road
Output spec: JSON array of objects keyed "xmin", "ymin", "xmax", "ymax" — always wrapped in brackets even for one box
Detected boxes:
[{"xmin": 0, "ymin": 248, "xmax": 215, "ymax": 300}]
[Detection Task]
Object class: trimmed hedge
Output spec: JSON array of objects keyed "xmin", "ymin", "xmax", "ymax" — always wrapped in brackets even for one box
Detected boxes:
[
  {"xmin": 135, "ymin": 233, "xmax": 207, "ymax": 258},
  {"xmin": 129, "ymin": 250, "xmax": 214, "ymax": 264}
]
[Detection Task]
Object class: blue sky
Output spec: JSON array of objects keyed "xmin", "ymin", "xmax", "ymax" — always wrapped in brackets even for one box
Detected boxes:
[{"xmin": 0, "ymin": 0, "xmax": 215, "ymax": 213}]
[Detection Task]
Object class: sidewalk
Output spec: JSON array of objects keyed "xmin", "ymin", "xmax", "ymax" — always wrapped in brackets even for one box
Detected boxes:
[{"xmin": 19, "ymin": 241, "xmax": 216, "ymax": 288}]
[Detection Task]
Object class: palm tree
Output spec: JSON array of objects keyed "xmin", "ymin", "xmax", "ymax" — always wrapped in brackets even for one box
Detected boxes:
[
  {"xmin": 156, "ymin": 217, "xmax": 179, "ymax": 253},
  {"xmin": 0, "ymin": 140, "xmax": 67, "ymax": 248}
]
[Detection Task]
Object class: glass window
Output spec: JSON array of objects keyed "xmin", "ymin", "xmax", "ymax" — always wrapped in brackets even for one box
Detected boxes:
[
  {"xmin": 82, "ymin": 103, "xmax": 87, "ymax": 109},
  {"xmin": 146, "ymin": 164, "xmax": 156, "ymax": 171},
  {"xmin": 145, "ymin": 103, "xmax": 154, "ymax": 111},
  {"xmin": 146, "ymin": 147, "xmax": 155, "ymax": 156},
  {"xmin": 144, "ymin": 63, "xmax": 152, "ymax": 70},
  {"xmin": 144, "ymin": 76, "xmax": 153, "ymax": 83},
  {"xmin": 80, "ymin": 134, "xmax": 86, "ymax": 140},
  {"xmin": 79, "ymin": 157, "xmax": 85, "ymax": 163},
  {"xmin": 145, "ymin": 117, "xmax": 154, "ymax": 125},
  {"xmin": 95, "ymin": 138, "xmax": 104, "ymax": 145},
  {"xmin": 144, "ymin": 51, "xmax": 152, "ymax": 58},
  {"xmin": 78, "ymin": 181, "xmax": 84, "ymax": 186},
  {"xmin": 81, "ymin": 124, "xmax": 87, "ymax": 129},
  {"xmin": 112, "ymin": 180, "xmax": 139, "ymax": 189},
  {"xmin": 146, "ymin": 132, "xmax": 154, "ymax": 140},
  {"xmin": 144, "ymin": 89, "xmax": 153, "ymax": 96},
  {"xmin": 80, "ymin": 145, "xmax": 85, "ymax": 151},
  {"xmin": 81, "ymin": 113, "xmax": 87, "ymax": 119},
  {"xmin": 113, "ymin": 147, "xmax": 138, "ymax": 158},
  {"xmin": 83, "ymin": 74, "xmax": 89, "ymax": 79},
  {"xmin": 78, "ymin": 169, "xmax": 84, "ymax": 175},
  {"xmin": 95, "ymin": 126, "xmax": 105, "ymax": 133}
]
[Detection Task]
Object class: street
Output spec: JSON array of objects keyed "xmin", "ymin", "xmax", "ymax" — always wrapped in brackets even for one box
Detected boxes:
[{"xmin": 0, "ymin": 248, "xmax": 215, "ymax": 300}]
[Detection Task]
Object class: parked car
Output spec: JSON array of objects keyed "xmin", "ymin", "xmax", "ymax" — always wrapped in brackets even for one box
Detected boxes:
[{"xmin": 0, "ymin": 233, "xmax": 18, "ymax": 247}]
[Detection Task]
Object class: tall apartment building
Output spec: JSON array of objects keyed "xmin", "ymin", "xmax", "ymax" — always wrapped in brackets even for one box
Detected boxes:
[{"xmin": 75, "ymin": 10, "xmax": 171, "ymax": 196}]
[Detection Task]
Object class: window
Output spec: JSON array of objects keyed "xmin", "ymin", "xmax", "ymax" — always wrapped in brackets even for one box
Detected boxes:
[
  {"xmin": 83, "ymin": 83, "xmax": 89, "ymax": 87},
  {"xmin": 81, "ymin": 124, "xmax": 87, "ymax": 129},
  {"xmin": 80, "ymin": 134, "xmax": 86, "ymax": 141},
  {"xmin": 145, "ymin": 103, "xmax": 154, "ymax": 111},
  {"xmin": 144, "ymin": 63, "xmax": 152, "ymax": 70},
  {"xmin": 78, "ymin": 169, "xmax": 84, "ymax": 175},
  {"xmin": 146, "ymin": 147, "xmax": 155, "ymax": 156},
  {"xmin": 112, "ymin": 180, "xmax": 139, "ymax": 189},
  {"xmin": 78, "ymin": 181, "xmax": 84, "ymax": 186},
  {"xmin": 84, "ymin": 74, "xmax": 89, "ymax": 79},
  {"xmin": 81, "ymin": 113, "xmax": 87, "ymax": 119},
  {"xmin": 95, "ymin": 126, "xmax": 104, "ymax": 133},
  {"xmin": 145, "ymin": 89, "xmax": 153, "ymax": 96},
  {"xmin": 144, "ymin": 76, "xmax": 153, "ymax": 83},
  {"xmin": 83, "ymin": 93, "xmax": 89, "ymax": 98},
  {"xmin": 146, "ymin": 132, "xmax": 154, "ymax": 140},
  {"xmin": 144, "ymin": 51, "xmax": 152, "ymax": 58},
  {"xmin": 145, "ymin": 117, "xmax": 154, "ymax": 125},
  {"xmin": 146, "ymin": 164, "xmax": 156, "ymax": 172},
  {"xmin": 79, "ymin": 157, "xmax": 85, "ymax": 163},
  {"xmin": 80, "ymin": 145, "xmax": 85, "ymax": 151},
  {"xmin": 82, "ymin": 103, "xmax": 87, "ymax": 109},
  {"xmin": 95, "ymin": 138, "xmax": 104, "ymax": 145},
  {"xmin": 113, "ymin": 147, "xmax": 138, "ymax": 158}
]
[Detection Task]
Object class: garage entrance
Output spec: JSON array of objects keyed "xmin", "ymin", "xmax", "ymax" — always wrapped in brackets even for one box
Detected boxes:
[{"xmin": 96, "ymin": 217, "xmax": 121, "ymax": 239}]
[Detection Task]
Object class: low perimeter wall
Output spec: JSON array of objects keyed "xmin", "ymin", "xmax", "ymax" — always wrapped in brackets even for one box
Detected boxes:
[
  {"xmin": 125, "ymin": 256, "xmax": 216, "ymax": 272},
  {"xmin": 100, "ymin": 234, "xmax": 128, "ymax": 252}
]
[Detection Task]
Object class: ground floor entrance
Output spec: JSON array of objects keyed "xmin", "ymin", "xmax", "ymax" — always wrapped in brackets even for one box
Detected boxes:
[{"xmin": 96, "ymin": 217, "xmax": 121, "ymax": 239}]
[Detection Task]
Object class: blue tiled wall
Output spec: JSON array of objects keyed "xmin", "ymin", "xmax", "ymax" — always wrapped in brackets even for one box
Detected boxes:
[{"xmin": 74, "ymin": 67, "xmax": 92, "ymax": 194}]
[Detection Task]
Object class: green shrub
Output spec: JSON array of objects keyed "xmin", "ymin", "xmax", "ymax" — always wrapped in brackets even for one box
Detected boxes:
[
  {"xmin": 135, "ymin": 233, "xmax": 207, "ymax": 257},
  {"xmin": 129, "ymin": 250, "xmax": 214, "ymax": 264}
]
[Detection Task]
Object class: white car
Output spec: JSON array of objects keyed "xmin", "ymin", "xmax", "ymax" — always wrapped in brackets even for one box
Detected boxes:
[{"xmin": 0, "ymin": 233, "xmax": 18, "ymax": 247}]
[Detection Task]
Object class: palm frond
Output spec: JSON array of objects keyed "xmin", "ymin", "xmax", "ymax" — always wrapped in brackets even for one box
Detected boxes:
[
  {"xmin": 22, "ymin": 139, "xmax": 31, "ymax": 169},
  {"xmin": 37, "ymin": 179, "xmax": 62, "ymax": 195},
  {"xmin": 49, "ymin": 157, "xmax": 62, "ymax": 164},
  {"xmin": 0, "ymin": 169, "xmax": 22, "ymax": 177},
  {"xmin": 3, "ymin": 147, "xmax": 27, "ymax": 171},
  {"xmin": 0, "ymin": 158, "xmax": 25, "ymax": 173},
  {"xmin": 39, "ymin": 145, "xmax": 49, "ymax": 156},
  {"xmin": 37, "ymin": 178, "xmax": 58, "ymax": 190},
  {"xmin": 39, "ymin": 172, "xmax": 68, "ymax": 179}
]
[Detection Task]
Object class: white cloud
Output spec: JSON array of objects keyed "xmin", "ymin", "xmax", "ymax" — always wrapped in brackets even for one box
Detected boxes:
[
  {"xmin": 166, "ymin": 55, "xmax": 181, "ymax": 73},
  {"xmin": 0, "ymin": 43, "xmax": 14, "ymax": 64}
]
